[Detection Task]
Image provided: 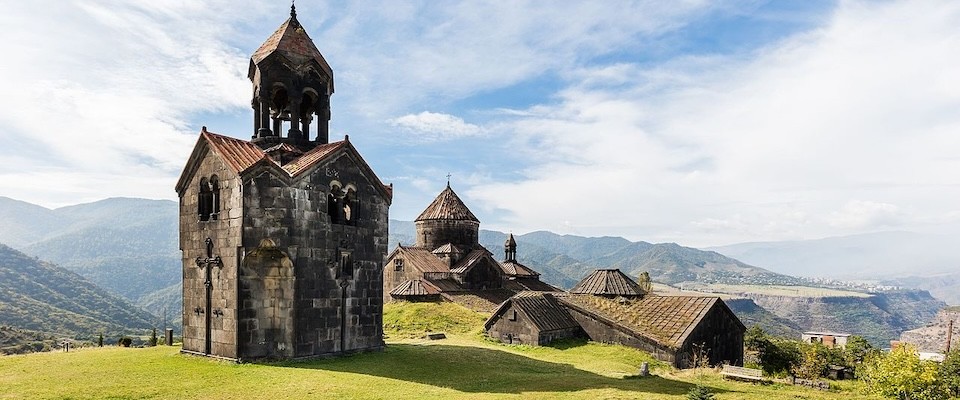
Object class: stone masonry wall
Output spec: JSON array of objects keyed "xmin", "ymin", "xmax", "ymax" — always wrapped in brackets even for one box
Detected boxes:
[
  {"xmin": 179, "ymin": 150, "xmax": 242, "ymax": 359},
  {"xmin": 240, "ymin": 151, "xmax": 388, "ymax": 359}
]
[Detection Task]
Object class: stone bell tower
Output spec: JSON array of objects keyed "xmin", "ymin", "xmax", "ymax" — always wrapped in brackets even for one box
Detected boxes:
[
  {"xmin": 176, "ymin": 5, "xmax": 391, "ymax": 361},
  {"xmin": 250, "ymin": 4, "xmax": 333, "ymax": 145}
]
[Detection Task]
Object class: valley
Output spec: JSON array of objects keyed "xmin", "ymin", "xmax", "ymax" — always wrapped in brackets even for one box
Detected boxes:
[{"xmin": 0, "ymin": 196, "xmax": 951, "ymax": 351}]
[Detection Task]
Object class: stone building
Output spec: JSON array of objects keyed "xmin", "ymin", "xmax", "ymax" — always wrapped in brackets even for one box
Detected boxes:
[
  {"xmin": 383, "ymin": 184, "xmax": 557, "ymax": 311},
  {"xmin": 485, "ymin": 269, "xmax": 746, "ymax": 368},
  {"xmin": 175, "ymin": 6, "xmax": 391, "ymax": 361}
]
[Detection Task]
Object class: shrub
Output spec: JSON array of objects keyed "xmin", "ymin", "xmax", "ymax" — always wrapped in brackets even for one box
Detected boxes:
[
  {"xmin": 148, "ymin": 329, "xmax": 158, "ymax": 347},
  {"xmin": 97, "ymin": 333, "xmax": 103, "ymax": 347},
  {"xmin": 860, "ymin": 344, "xmax": 946, "ymax": 400},
  {"xmin": 118, "ymin": 337, "xmax": 132, "ymax": 347},
  {"xmin": 942, "ymin": 349, "xmax": 960, "ymax": 397},
  {"xmin": 686, "ymin": 384, "xmax": 715, "ymax": 400}
]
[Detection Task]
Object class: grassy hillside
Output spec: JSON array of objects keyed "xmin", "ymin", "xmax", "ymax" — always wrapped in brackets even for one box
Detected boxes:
[
  {"xmin": 0, "ymin": 197, "xmax": 180, "ymax": 314},
  {"xmin": 0, "ymin": 244, "xmax": 155, "ymax": 339},
  {"xmin": 0, "ymin": 335, "xmax": 883, "ymax": 399}
]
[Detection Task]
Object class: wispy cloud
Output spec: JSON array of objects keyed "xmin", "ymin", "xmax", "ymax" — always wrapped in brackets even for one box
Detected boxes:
[
  {"xmin": 469, "ymin": 0, "xmax": 960, "ymax": 245},
  {"xmin": 388, "ymin": 112, "xmax": 483, "ymax": 140}
]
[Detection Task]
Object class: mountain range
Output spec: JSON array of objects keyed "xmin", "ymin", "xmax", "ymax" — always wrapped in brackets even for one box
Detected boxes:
[
  {"xmin": 0, "ymin": 243, "xmax": 155, "ymax": 340},
  {"xmin": 0, "ymin": 196, "xmax": 952, "ymax": 350}
]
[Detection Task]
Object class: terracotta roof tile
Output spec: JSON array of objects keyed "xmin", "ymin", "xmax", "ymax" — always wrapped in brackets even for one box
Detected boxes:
[
  {"xmin": 280, "ymin": 141, "xmax": 344, "ymax": 175},
  {"xmin": 570, "ymin": 269, "xmax": 645, "ymax": 296},
  {"xmin": 202, "ymin": 131, "xmax": 267, "ymax": 173},
  {"xmin": 252, "ymin": 16, "xmax": 333, "ymax": 89},
  {"xmin": 415, "ymin": 184, "xmax": 479, "ymax": 222}
]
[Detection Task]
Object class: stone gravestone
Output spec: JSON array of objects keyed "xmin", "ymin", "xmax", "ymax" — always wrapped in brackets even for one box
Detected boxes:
[{"xmin": 638, "ymin": 362, "xmax": 650, "ymax": 377}]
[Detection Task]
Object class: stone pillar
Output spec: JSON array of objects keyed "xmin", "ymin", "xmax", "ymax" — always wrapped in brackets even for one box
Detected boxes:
[
  {"xmin": 301, "ymin": 113, "xmax": 312, "ymax": 142},
  {"xmin": 288, "ymin": 96, "xmax": 302, "ymax": 140},
  {"xmin": 272, "ymin": 114, "xmax": 281, "ymax": 138},
  {"xmin": 317, "ymin": 104, "xmax": 330, "ymax": 144},
  {"xmin": 252, "ymin": 99, "xmax": 260, "ymax": 138},
  {"xmin": 258, "ymin": 97, "xmax": 272, "ymax": 137}
]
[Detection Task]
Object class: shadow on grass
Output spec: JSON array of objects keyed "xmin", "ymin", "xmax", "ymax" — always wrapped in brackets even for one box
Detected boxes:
[{"xmin": 269, "ymin": 343, "xmax": 726, "ymax": 396}]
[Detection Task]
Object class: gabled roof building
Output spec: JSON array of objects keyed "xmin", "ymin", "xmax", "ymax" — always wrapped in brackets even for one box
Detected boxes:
[
  {"xmin": 384, "ymin": 184, "xmax": 558, "ymax": 311},
  {"xmin": 176, "ymin": 5, "xmax": 390, "ymax": 361},
  {"xmin": 485, "ymin": 269, "xmax": 746, "ymax": 368}
]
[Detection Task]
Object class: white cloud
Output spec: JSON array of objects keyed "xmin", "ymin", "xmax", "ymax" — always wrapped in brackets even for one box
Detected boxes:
[
  {"xmin": 829, "ymin": 200, "xmax": 903, "ymax": 230},
  {"xmin": 0, "ymin": 0, "xmax": 261, "ymax": 206},
  {"xmin": 389, "ymin": 112, "xmax": 483, "ymax": 140},
  {"xmin": 470, "ymin": 0, "xmax": 960, "ymax": 246}
]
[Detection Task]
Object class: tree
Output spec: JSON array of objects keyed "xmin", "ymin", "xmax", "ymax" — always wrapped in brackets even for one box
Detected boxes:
[
  {"xmin": 637, "ymin": 271, "xmax": 652, "ymax": 294},
  {"xmin": 860, "ymin": 344, "xmax": 946, "ymax": 400},
  {"xmin": 149, "ymin": 328, "xmax": 158, "ymax": 347},
  {"xmin": 794, "ymin": 342, "xmax": 830, "ymax": 380},
  {"xmin": 942, "ymin": 349, "xmax": 960, "ymax": 397},
  {"xmin": 97, "ymin": 333, "xmax": 103, "ymax": 347},
  {"xmin": 843, "ymin": 335, "xmax": 878, "ymax": 366}
]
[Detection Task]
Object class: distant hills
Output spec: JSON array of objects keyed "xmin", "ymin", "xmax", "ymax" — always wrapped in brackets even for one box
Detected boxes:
[
  {"xmin": 0, "ymin": 243, "xmax": 155, "ymax": 340},
  {"xmin": 707, "ymin": 231, "xmax": 960, "ymax": 304},
  {"xmin": 0, "ymin": 196, "xmax": 180, "ymax": 317},
  {"xmin": 0, "ymin": 196, "xmax": 951, "ymax": 349}
]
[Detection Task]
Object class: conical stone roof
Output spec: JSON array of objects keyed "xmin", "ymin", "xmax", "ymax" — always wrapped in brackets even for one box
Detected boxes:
[
  {"xmin": 415, "ymin": 184, "xmax": 479, "ymax": 222},
  {"xmin": 251, "ymin": 6, "xmax": 334, "ymax": 90},
  {"xmin": 570, "ymin": 269, "xmax": 645, "ymax": 296}
]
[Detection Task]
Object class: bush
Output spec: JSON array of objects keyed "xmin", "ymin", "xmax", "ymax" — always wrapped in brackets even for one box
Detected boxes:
[
  {"xmin": 860, "ymin": 344, "xmax": 946, "ymax": 400},
  {"xmin": 686, "ymin": 385, "xmax": 715, "ymax": 400},
  {"xmin": 148, "ymin": 329, "xmax": 158, "ymax": 347},
  {"xmin": 942, "ymin": 349, "xmax": 960, "ymax": 397},
  {"xmin": 118, "ymin": 337, "xmax": 132, "ymax": 347}
]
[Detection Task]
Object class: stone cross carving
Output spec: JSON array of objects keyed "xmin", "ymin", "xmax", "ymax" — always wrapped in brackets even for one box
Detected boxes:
[{"xmin": 194, "ymin": 237, "xmax": 221, "ymax": 355}]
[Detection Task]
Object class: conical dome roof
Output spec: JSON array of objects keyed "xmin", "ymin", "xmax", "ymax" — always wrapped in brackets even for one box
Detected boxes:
[
  {"xmin": 415, "ymin": 184, "xmax": 479, "ymax": 222},
  {"xmin": 570, "ymin": 269, "xmax": 645, "ymax": 296},
  {"xmin": 251, "ymin": 5, "xmax": 334, "ymax": 91}
]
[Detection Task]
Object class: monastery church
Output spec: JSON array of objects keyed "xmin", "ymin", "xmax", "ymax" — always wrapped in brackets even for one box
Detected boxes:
[
  {"xmin": 176, "ymin": 6, "xmax": 390, "ymax": 360},
  {"xmin": 175, "ymin": 6, "xmax": 745, "ymax": 367}
]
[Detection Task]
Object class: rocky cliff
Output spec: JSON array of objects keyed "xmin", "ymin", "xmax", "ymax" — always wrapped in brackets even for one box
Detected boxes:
[{"xmin": 900, "ymin": 306, "xmax": 960, "ymax": 352}]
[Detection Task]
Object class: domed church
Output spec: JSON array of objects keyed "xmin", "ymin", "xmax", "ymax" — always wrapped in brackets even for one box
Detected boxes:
[{"xmin": 383, "ymin": 184, "xmax": 558, "ymax": 311}]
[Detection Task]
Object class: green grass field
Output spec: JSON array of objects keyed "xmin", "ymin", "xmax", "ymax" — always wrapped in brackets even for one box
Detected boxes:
[
  {"xmin": 0, "ymin": 336, "xmax": 884, "ymax": 399},
  {"xmin": 0, "ymin": 302, "xmax": 884, "ymax": 399}
]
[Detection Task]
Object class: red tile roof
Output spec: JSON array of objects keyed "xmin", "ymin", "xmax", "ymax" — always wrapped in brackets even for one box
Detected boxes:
[
  {"xmin": 251, "ymin": 15, "xmax": 333, "ymax": 91},
  {"xmin": 415, "ymin": 184, "xmax": 479, "ymax": 222},
  {"xmin": 280, "ymin": 141, "xmax": 345, "ymax": 175},
  {"xmin": 203, "ymin": 131, "xmax": 266, "ymax": 173}
]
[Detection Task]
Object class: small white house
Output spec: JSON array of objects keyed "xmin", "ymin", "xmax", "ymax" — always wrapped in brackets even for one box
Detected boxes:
[{"xmin": 802, "ymin": 331, "xmax": 852, "ymax": 348}]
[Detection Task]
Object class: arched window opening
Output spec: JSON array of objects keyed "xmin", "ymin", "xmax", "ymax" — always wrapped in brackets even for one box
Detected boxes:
[
  {"xmin": 343, "ymin": 186, "xmax": 356, "ymax": 225},
  {"xmin": 209, "ymin": 175, "xmax": 220, "ymax": 220},
  {"xmin": 328, "ymin": 182, "xmax": 343, "ymax": 224},
  {"xmin": 198, "ymin": 177, "xmax": 212, "ymax": 221},
  {"xmin": 339, "ymin": 249, "xmax": 353, "ymax": 278},
  {"xmin": 394, "ymin": 259, "xmax": 404, "ymax": 272},
  {"xmin": 271, "ymin": 87, "xmax": 290, "ymax": 136}
]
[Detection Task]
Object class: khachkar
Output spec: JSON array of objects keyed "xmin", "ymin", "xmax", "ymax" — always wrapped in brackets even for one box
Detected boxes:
[{"xmin": 175, "ymin": 5, "xmax": 392, "ymax": 360}]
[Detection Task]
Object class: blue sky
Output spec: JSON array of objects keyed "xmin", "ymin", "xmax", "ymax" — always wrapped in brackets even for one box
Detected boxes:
[{"xmin": 1, "ymin": 0, "xmax": 959, "ymax": 247}]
